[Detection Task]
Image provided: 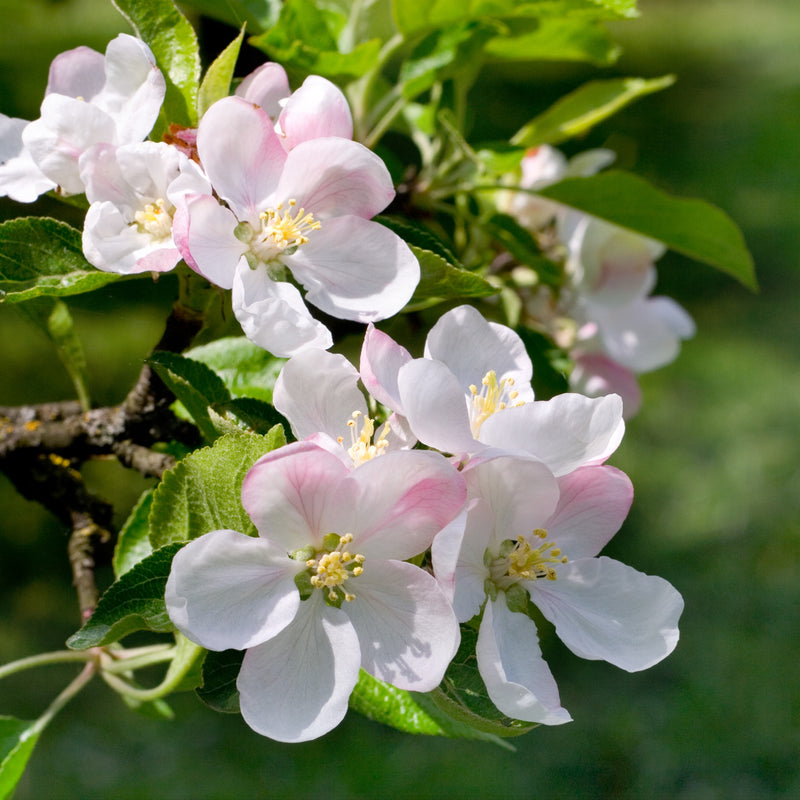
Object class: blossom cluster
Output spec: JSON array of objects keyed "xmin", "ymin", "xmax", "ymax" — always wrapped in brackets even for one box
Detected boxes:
[
  {"xmin": 497, "ymin": 145, "xmax": 696, "ymax": 417},
  {"xmin": 1, "ymin": 34, "xmax": 684, "ymax": 744}
]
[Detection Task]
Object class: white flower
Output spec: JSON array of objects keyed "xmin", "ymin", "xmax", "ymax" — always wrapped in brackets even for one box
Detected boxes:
[{"xmin": 165, "ymin": 441, "xmax": 465, "ymax": 742}]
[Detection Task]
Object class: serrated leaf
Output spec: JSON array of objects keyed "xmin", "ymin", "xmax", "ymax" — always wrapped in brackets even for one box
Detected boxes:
[
  {"xmin": 376, "ymin": 215, "xmax": 460, "ymax": 265},
  {"xmin": 511, "ymin": 75, "xmax": 675, "ymax": 148},
  {"xmin": 196, "ymin": 649, "xmax": 244, "ymax": 713},
  {"xmin": 410, "ymin": 245, "xmax": 498, "ymax": 305},
  {"xmin": 113, "ymin": 490, "xmax": 155, "ymax": 578},
  {"xmin": 484, "ymin": 213, "xmax": 562, "ymax": 287},
  {"xmin": 218, "ymin": 397, "xmax": 290, "ymax": 436},
  {"xmin": 17, "ymin": 298, "xmax": 91, "ymax": 410},
  {"xmin": 148, "ymin": 350, "xmax": 232, "ymax": 442},
  {"xmin": 0, "ymin": 716, "xmax": 40, "ymax": 800},
  {"xmin": 0, "ymin": 217, "xmax": 120, "ymax": 303},
  {"xmin": 537, "ymin": 170, "xmax": 757, "ymax": 288},
  {"xmin": 148, "ymin": 429, "xmax": 286, "ymax": 549},
  {"xmin": 66, "ymin": 543, "xmax": 184, "ymax": 649},
  {"xmin": 112, "ymin": 0, "xmax": 201, "ymax": 129},
  {"xmin": 185, "ymin": 337, "xmax": 286, "ymax": 403},
  {"xmin": 198, "ymin": 27, "xmax": 245, "ymax": 119}
]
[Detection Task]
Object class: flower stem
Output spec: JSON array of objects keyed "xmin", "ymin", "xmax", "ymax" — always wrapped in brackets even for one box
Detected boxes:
[{"xmin": 0, "ymin": 649, "xmax": 95, "ymax": 681}]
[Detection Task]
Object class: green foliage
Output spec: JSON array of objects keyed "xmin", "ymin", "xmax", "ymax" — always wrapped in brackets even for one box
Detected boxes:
[
  {"xmin": 196, "ymin": 649, "xmax": 244, "ymax": 713},
  {"xmin": 0, "ymin": 217, "xmax": 119, "ymax": 303},
  {"xmin": 148, "ymin": 430, "xmax": 286, "ymax": 549},
  {"xmin": 511, "ymin": 75, "xmax": 676, "ymax": 148},
  {"xmin": 537, "ymin": 170, "xmax": 757, "ymax": 288},
  {"xmin": 0, "ymin": 717, "xmax": 40, "ymax": 800},
  {"xmin": 113, "ymin": 491, "xmax": 155, "ymax": 578},
  {"xmin": 197, "ymin": 27, "xmax": 246, "ymax": 119},
  {"xmin": 67, "ymin": 543, "xmax": 184, "ymax": 649},
  {"xmin": 111, "ymin": 0, "xmax": 201, "ymax": 130}
]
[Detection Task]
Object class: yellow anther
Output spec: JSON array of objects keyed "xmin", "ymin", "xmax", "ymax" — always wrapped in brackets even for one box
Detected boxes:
[
  {"xmin": 253, "ymin": 198, "xmax": 321, "ymax": 262},
  {"xmin": 468, "ymin": 370, "xmax": 527, "ymax": 437},
  {"xmin": 344, "ymin": 410, "xmax": 391, "ymax": 467}
]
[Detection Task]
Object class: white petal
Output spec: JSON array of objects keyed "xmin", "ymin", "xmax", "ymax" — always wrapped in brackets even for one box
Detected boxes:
[
  {"xmin": 346, "ymin": 560, "xmax": 460, "ymax": 691},
  {"xmin": 235, "ymin": 62, "xmax": 290, "ymax": 118},
  {"xmin": 359, "ymin": 323, "xmax": 412, "ymax": 413},
  {"xmin": 287, "ymin": 216, "xmax": 419, "ymax": 322},
  {"xmin": 531, "ymin": 556, "xmax": 683, "ymax": 671},
  {"xmin": 479, "ymin": 393, "xmax": 625, "ymax": 476},
  {"xmin": 0, "ymin": 115, "xmax": 56, "ymax": 202},
  {"xmin": 278, "ymin": 75, "xmax": 353, "ymax": 148},
  {"xmin": 569, "ymin": 353, "xmax": 642, "ymax": 419},
  {"xmin": 45, "ymin": 46, "xmax": 105, "ymax": 98},
  {"xmin": 424, "ymin": 305, "xmax": 534, "ymax": 402},
  {"xmin": 273, "ymin": 348, "xmax": 366, "ymax": 441},
  {"xmin": 238, "ymin": 597, "xmax": 361, "ymax": 742},
  {"xmin": 232, "ymin": 261, "xmax": 333, "ymax": 357},
  {"xmin": 165, "ymin": 530, "xmax": 301, "ymax": 651},
  {"xmin": 477, "ymin": 596, "xmax": 572, "ymax": 724}
]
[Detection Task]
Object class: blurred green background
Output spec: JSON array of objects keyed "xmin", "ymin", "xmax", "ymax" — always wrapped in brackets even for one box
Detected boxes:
[{"xmin": 1, "ymin": 0, "xmax": 798, "ymax": 797}]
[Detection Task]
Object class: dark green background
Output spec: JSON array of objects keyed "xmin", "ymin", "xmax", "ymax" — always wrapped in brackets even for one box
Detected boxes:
[{"xmin": 1, "ymin": 0, "xmax": 798, "ymax": 797}]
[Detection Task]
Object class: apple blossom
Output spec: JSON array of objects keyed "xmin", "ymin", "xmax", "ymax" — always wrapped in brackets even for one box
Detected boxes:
[
  {"xmin": 432, "ymin": 455, "xmax": 683, "ymax": 724},
  {"xmin": 0, "ymin": 115, "xmax": 56, "ymax": 202},
  {"xmin": 165, "ymin": 441, "xmax": 465, "ymax": 742},
  {"xmin": 19, "ymin": 34, "xmax": 166, "ymax": 196},
  {"xmin": 80, "ymin": 141, "xmax": 211, "ymax": 274},
  {"xmin": 174, "ymin": 96, "xmax": 419, "ymax": 357}
]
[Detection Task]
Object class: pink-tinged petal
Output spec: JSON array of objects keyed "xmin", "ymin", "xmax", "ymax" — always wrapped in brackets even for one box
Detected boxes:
[
  {"xmin": 433, "ymin": 499, "xmax": 489, "ymax": 622},
  {"xmin": 424, "ymin": 305, "xmax": 534, "ymax": 402},
  {"xmin": 177, "ymin": 195, "xmax": 242, "ymax": 287},
  {"xmin": 360, "ymin": 324, "xmax": 413, "ymax": 413},
  {"xmin": 346, "ymin": 560, "xmax": 460, "ymax": 691},
  {"xmin": 287, "ymin": 216, "xmax": 419, "ymax": 322},
  {"xmin": 382, "ymin": 412, "xmax": 417, "ymax": 451},
  {"xmin": 134, "ymin": 245, "xmax": 182, "ymax": 273},
  {"xmin": 165, "ymin": 529, "xmax": 301, "ymax": 651},
  {"xmin": 273, "ymin": 349, "xmax": 366, "ymax": 441},
  {"xmin": 339, "ymin": 450, "xmax": 466, "ymax": 560},
  {"xmin": 274, "ymin": 137, "xmax": 394, "ymax": 220},
  {"xmin": 79, "ymin": 142, "xmax": 137, "ymax": 208},
  {"xmin": 477, "ymin": 596, "xmax": 572, "ymax": 724},
  {"xmin": 530, "ymin": 556, "xmax": 683, "ymax": 671},
  {"xmin": 238, "ymin": 597, "xmax": 361, "ymax": 742},
  {"xmin": 464, "ymin": 456, "xmax": 559, "ymax": 551},
  {"xmin": 569, "ymin": 353, "xmax": 642, "ymax": 419},
  {"xmin": 23, "ymin": 95, "xmax": 116, "ymax": 193},
  {"xmin": 232, "ymin": 262, "xmax": 333, "ymax": 357},
  {"xmin": 236, "ymin": 62, "xmax": 290, "ymax": 118},
  {"xmin": 46, "ymin": 46, "xmax": 105, "ymax": 98},
  {"xmin": 278, "ymin": 75, "xmax": 353, "ymax": 148},
  {"xmin": 196, "ymin": 97, "xmax": 286, "ymax": 221},
  {"xmin": 396, "ymin": 358, "xmax": 478, "ymax": 455},
  {"xmin": 95, "ymin": 34, "xmax": 165, "ymax": 143},
  {"xmin": 0, "ymin": 115, "xmax": 55, "ymax": 202},
  {"xmin": 242, "ymin": 441, "xmax": 352, "ymax": 551},
  {"xmin": 651, "ymin": 295, "xmax": 696, "ymax": 339},
  {"xmin": 479, "ymin": 393, "xmax": 625, "ymax": 476},
  {"xmin": 546, "ymin": 466, "xmax": 633, "ymax": 559}
]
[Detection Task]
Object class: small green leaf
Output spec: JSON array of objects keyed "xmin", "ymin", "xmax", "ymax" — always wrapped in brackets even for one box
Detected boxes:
[
  {"xmin": 511, "ymin": 75, "xmax": 675, "ymax": 148},
  {"xmin": 148, "ymin": 350, "xmax": 232, "ymax": 442},
  {"xmin": 112, "ymin": 0, "xmax": 201, "ymax": 129},
  {"xmin": 537, "ymin": 170, "xmax": 757, "ymax": 288},
  {"xmin": 113, "ymin": 490, "xmax": 155, "ymax": 578},
  {"xmin": 66, "ymin": 543, "xmax": 185, "ymax": 649},
  {"xmin": 410, "ymin": 245, "xmax": 498, "ymax": 305},
  {"xmin": 0, "ymin": 217, "xmax": 120, "ymax": 303},
  {"xmin": 0, "ymin": 716, "xmax": 40, "ymax": 800},
  {"xmin": 376, "ymin": 215, "xmax": 460, "ymax": 265},
  {"xmin": 196, "ymin": 649, "xmax": 244, "ymax": 713},
  {"xmin": 185, "ymin": 337, "xmax": 286, "ymax": 402},
  {"xmin": 148, "ymin": 429, "xmax": 286, "ymax": 549},
  {"xmin": 198, "ymin": 27, "xmax": 246, "ymax": 119},
  {"xmin": 218, "ymin": 397, "xmax": 290, "ymax": 436},
  {"xmin": 169, "ymin": 0, "xmax": 280, "ymax": 32},
  {"xmin": 484, "ymin": 213, "xmax": 562, "ymax": 287}
]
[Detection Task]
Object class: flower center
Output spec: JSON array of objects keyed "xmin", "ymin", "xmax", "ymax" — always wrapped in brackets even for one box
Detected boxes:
[
  {"xmin": 337, "ymin": 410, "xmax": 391, "ymax": 467},
  {"xmin": 468, "ymin": 370, "xmax": 524, "ymax": 437},
  {"xmin": 305, "ymin": 533, "xmax": 365, "ymax": 605},
  {"xmin": 133, "ymin": 198, "xmax": 173, "ymax": 242},
  {"xmin": 488, "ymin": 529, "xmax": 568, "ymax": 590},
  {"xmin": 250, "ymin": 198, "xmax": 321, "ymax": 264}
]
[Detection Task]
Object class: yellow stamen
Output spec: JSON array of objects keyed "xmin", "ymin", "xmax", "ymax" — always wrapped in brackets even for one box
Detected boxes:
[
  {"xmin": 253, "ymin": 198, "xmax": 321, "ymax": 262},
  {"xmin": 345, "ymin": 410, "xmax": 391, "ymax": 467},
  {"xmin": 468, "ymin": 370, "xmax": 525, "ymax": 437}
]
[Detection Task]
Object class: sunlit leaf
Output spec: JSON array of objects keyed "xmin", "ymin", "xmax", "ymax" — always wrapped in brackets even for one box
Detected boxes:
[
  {"xmin": 0, "ymin": 717, "xmax": 40, "ymax": 800},
  {"xmin": 197, "ymin": 27, "xmax": 246, "ymax": 119}
]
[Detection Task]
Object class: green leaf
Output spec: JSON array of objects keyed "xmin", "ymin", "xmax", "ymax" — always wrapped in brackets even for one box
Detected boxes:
[
  {"xmin": 537, "ymin": 170, "xmax": 757, "ymax": 288},
  {"xmin": 198, "ymin": 27, "xmax": 246, "ymax": 119},
  {"xmin": 511, "ymin": 75, "xmax": 675, "ymax": 148},
  {"xmin": 0, "ymin": 717, "xmax": 40, "ymax": 800},
  {"xmin": 113, "ymin": 490, "xmax": 155, "ymax": 578},
  {"xmin": 376, "ymin": 215, "xmax": 461, "ymax": 265},
  {"xmin": 0, "ymin": 217, "xmax": 120, "ymax": 303},
  {"xmin": 112, "ymin": 0, "xmax": 201, "ymax": 129},
  {"xmin": 17, "ymin": 298, "xmax": 91, "ymax": 410},
  {"xmin": 176, "ymin": 0, "xmax": 280, "ymax": 33},
  {"xmin": 185, "ymin": 337, "xmax": 286, "ymax": 403},
  {"xmin": 66, "ymin": 543, "xmax": 185, "ymax": 649},
  {"xmin": 196, "ymin": 649, "xmax": 244, "ymax": 713},
  {"xmin": 410, "ymin": 245, "xmax": 498, "ymax": 305},
  {"xmin": 148, "ymin": 351, "xmax": 231, "ymax": 442},
  {"xmin": 217, "ymin": 397, "xmax": 290, "ymax": 436},
  {"xmin": 148, "ymin": 429, "xmax": 286, "ymax": 549},
  {"xmin": 483, "ymin": 213, "xmax": 562, "ymax": 287}
]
